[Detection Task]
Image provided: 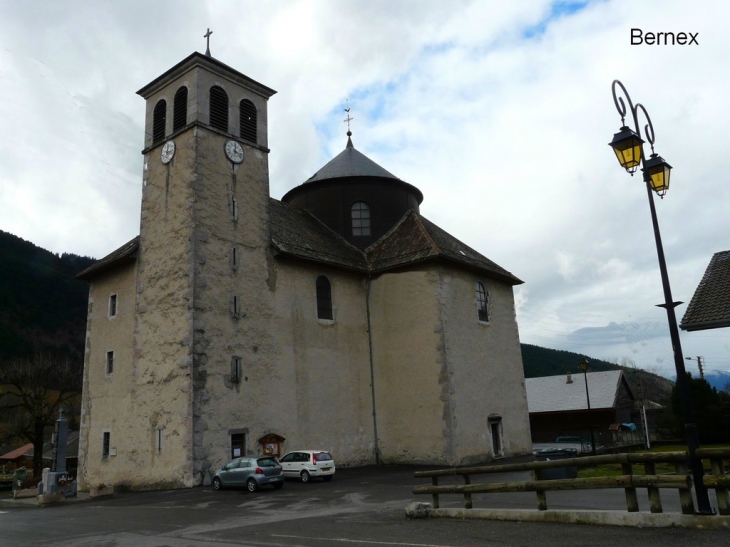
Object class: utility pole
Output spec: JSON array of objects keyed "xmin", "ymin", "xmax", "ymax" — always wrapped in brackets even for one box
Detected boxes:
[
  {"xmin": 636, "ymin": 369, "xmax": 651, "ymax": 449},
  {"xmin": 685, "ymin": 356, "xmax": 705, "ymax": 379}
]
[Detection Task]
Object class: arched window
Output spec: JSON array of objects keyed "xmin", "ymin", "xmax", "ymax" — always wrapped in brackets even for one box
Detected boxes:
[
  {"xmin": 351, "ymin": 202, "xmax": 371, "ymax": 236},
  {"xmin": 152, "ymin": 99, "xmax": 167, "ymax": 144},
  {"xmin": 476, "ymin": 282, "xmax": 489, "ymax": 322},
  {"xmin": 209, "ymin": 85, "xmax": 229, "ymax": 132},
  {"xmin": 316, "ymin": 276, "xmax": 333, "ymax": 320},
  {"xmin": 173, "ymin": 86, "xmax": 188, "ymax": 132},
  {"xmin": 239, "ymin": 99, "xmax": 257, "ymax": 143}
]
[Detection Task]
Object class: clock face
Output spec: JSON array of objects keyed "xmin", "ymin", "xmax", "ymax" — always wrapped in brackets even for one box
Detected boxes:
[
  {"xmin": 225, "ymin": 140, "xmax": 244, "ymax": 164},
  {"xmin": 161, "ymin": 141, "xmax": 175, "ymax": 164}
]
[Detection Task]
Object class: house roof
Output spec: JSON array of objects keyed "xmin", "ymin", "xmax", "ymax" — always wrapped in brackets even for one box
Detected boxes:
[
  {"xmin": 270, "ymin": 199, "xmax": 368, "ymax": 272},
  {"xmin": 272, "ymin": 201, "xmax": 522, "ymax": 283},
  {"xmin": 680, "ymin": 250, "xmax": 730, "ymax": 331},
  {"xmin": 0, "ymin": 442, "xmax": 33, "ymax": 461},
  {"xmin": 75, "ymin": 236, "xmax": 139, "ymax": 281},
  {"xmin": 366, "ymin": 210, "xmax": 523, "ymax": 284},
  {"xmin": 525, "ymin": 370, "xmax": 629, "ymax": 414},
  {"xmin": 40, "ymin": 431, "xmax": 79, "ymax": 461},
  {"xmin": 304, "ymin": 135, "xmax": 400, "ymax": 183},
  {"xmin": 281, "ymin": 135, "xmax": 424, "ymax": 205},
  {"xmin": 84, "ymin": 202, "xmax": 521, "ymax": 285}
]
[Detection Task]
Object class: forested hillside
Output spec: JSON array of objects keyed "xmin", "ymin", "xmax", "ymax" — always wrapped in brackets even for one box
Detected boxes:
[
  {"xmin": 0, "ymin": 230, "xmax": 94, "ymax": 361},
  {"xmin": 0, "ymin": 229, "xmax": 673, "ymax": 400},
  {"xmin": 520, "ymin": 343, "xmax": 674, "ymax": 402}
]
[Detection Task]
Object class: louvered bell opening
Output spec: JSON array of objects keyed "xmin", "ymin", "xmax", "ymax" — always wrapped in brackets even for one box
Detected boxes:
[
  {"xmin": 239, "ymin": 99, "xmax": 257, "ymax": 143},
  {"xmin": 173, "ymin": 86, "xmax": 188, "ymax": 132},
  {"xmin": 210, "ymin": 85, "xmax": 229, "ymax": 132},
  {"xmin": 152, "ymin": 100, "xmax": 167, "ymax": 144}
]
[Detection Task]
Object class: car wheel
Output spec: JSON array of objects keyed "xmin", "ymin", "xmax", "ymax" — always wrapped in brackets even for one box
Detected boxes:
[
  {"xmin": 273, "ymin": 482, "xmax": 283, "ymax": 490},
  {"xmin": 212, "ymin": 477, "xmax": 222, "ymax": 491},
  {"xmin": 300, "ymin": 470, "xmax": 311, "ymax": 483},
  {"xmin": 322, "ymin": 475, "xmax": 333, "ymax": 482},
  {"xmin": 246, "ymin": 478, "xmax": 258, "ymax": 492}
]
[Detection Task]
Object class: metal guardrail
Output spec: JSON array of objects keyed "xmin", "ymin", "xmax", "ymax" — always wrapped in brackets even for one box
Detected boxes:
[{"xmin": 413, "ymin": 449, "xmax": 730, "ymax": 515}]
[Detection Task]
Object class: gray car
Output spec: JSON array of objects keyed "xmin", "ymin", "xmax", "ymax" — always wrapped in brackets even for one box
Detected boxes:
[{"xmin": 212, "ymin": 456, "xmax": 284, "ymax": 492}]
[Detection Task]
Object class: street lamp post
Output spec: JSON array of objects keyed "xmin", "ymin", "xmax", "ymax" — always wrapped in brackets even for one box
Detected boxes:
[
  {"xmin": 608, "ymin": 80, "xmax": 713, "ymax": 514},
  {"xmin": 579, "ymin": 359, "xmax": 596, "ymax": 455}
]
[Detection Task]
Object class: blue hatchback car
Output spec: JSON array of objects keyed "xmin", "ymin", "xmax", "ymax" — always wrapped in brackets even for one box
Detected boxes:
[{"xmin": 212, "ymin": 456, "xmax": 284, "ymax": 492}]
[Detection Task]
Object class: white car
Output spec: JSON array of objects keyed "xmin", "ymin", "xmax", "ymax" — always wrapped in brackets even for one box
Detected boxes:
[{"xmin": 278, "ymin": 450, "xmax": 336, "ymax": 482}]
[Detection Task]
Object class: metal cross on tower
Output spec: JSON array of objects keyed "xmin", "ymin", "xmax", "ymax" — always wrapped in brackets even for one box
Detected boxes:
[
  {"xmin": 343, "ymin": 101, "xmax": 354, "ymax": 134},
  {"xmin": 204, "ymin": 28, "xmax": 213, "ymax": 57}
]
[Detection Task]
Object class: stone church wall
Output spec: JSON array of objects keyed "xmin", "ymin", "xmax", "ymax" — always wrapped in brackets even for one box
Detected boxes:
[
  {"xmin": 269, "ymin": 261, "xmax": 376, "ymax": 466},
  {"xmin": 369, "ymin": 268, "xmax": 447, "ymax": 464},
  {"xmin": 437, "ymin": 268, "xmax": 532, "ymax": 464},
  {"xmin": 186, "ymin": 126, "xmax": 279, "ymax": 480},
  {"xmin": 78, "ymin": 261, "xmax": 137, "ymax": 490}
]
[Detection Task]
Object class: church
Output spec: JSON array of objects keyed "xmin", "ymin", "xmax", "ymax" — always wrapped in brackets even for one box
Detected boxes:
[{"xmin": 76, "ymin": 49, "xmax": 532, "ymax": 490}]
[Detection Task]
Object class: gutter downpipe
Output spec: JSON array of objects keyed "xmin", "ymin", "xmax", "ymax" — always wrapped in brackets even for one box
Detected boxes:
[{"xmin": 366, "ymin": 276, "xmax": 381, "ymax": 465}]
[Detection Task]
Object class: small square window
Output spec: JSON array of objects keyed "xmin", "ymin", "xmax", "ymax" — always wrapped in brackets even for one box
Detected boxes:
[
  {"xmin": 109, "ymin": 294, "xmax": 117, "ymax": 317},
  {"xmin": 106, "ymin": 351, "xmax": 114, "ymax": 374}
]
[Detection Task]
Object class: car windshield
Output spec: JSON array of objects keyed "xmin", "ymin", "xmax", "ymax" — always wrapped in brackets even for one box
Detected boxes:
[{"xmin": 314, "ymin": 452, "xmax": 332, "ymax": 462}]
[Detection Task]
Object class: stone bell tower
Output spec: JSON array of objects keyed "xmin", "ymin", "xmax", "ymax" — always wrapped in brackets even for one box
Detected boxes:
[{"xmin": 131, "ymin": 51, "xmax": 277, "ymax": 487}]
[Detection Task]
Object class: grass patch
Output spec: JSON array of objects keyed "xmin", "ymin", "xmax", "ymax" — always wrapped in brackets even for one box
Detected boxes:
[{"xmin": 576, "ymin": 444, "xmax": 730, "ymax": 478}]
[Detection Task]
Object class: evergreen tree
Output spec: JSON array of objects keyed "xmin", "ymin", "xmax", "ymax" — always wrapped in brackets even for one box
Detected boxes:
[{"xmin": 671, "ymin": 373, "xmax": 730, "ymax": 444}]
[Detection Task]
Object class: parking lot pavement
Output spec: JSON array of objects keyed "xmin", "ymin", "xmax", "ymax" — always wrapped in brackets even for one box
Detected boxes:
[{"xmin": 1, "ymin": 465, "xmax": 728, "ymax": 547}]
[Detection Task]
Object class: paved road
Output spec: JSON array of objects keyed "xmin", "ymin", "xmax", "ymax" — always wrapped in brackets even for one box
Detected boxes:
[{"xmin": 1, "ymin": 465, "xmax": 726, "ymax": 546}]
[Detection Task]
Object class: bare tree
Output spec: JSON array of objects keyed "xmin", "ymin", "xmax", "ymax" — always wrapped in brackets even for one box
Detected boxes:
[{"xmin": 0, "ymin": 352, "xmax": 82, "ymax": 476}]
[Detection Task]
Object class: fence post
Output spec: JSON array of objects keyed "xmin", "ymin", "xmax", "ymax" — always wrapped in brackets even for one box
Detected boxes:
[
  {"xmin": 431, "ymin": 476, "xmax": 439, "ymax": 509},
  {"xmin": 463, "ymin": 474, "xmax": 473, "ymax": 509},
  {"xmin": 710, "ymin": 456, "xmax": 729, "ymax": 515},
  {"xmin": 643, "ymin": 462, "xmax": 663, "ymax": 513},
  {"xmin": 536, "ymin": 488, "xmax": 547, "ymax": 511},
  {"xmin": 675, "ymin": 461, "xmax": 695, "ymax": 515},
  {"xmin": 621, "ymin": 463, "xmax": 639, "ymax": 512}
]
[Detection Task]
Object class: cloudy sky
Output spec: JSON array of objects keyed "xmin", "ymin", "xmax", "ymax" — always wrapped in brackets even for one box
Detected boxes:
[{"xmin": 1, "ymin": 0, "xmax": 727, "ymax": 378}]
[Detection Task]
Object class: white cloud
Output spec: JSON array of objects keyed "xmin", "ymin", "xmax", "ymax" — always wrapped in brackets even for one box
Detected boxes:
[{"xmin": 1, "ymin": 0, "xmax": 728, "ymax": 373}]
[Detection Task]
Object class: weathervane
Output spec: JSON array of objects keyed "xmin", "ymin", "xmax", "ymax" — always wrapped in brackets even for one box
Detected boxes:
[
  {"xmin": 204, "ymin": 28, "xmax": 213, "ymax": 57},
  {"xmin": 343, "ymin": 100, "xmax": 354, "ymax": 136}
]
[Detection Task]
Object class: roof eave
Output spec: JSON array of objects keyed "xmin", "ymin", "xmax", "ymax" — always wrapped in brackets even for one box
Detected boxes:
[
  {"xmin": 271, "ymin": 246, "xmax": 368, "ymax": 274},
  {"xmin": 680, "ymin": 318, "xmax": 730, "ymax": 331},
  {"xmin": 369, "ymin": 254, "xmax": 523, "ymax": 284}
]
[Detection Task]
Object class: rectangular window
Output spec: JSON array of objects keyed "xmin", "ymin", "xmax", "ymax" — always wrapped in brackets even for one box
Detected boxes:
[
  {"xmin": 231, "ymin": 433, "xmax": 245, "ymax": 459},
  {"xmin": 109, "ymin": 294, "xmax": 117, "ymax": 317},
  {"xmin": 102, "ymin": 431, "xmax": 111, "ymax": 458},
  {"xmin": 489, "ymin": 416, "xmax": 504, "ymax": 458},
  {"xmin": 231, "ymin": 356, "xmax": 242, "ymax": 383},
  {"xmin": 316, "ymin": 276, "xmax": 333, "ymax": 320},
  {"xmin": 106, "ymin": 351, "xmax": 114, "ymax": 374}
]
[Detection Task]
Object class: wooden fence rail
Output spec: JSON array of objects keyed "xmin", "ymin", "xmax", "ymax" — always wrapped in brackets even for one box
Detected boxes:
[{"xmin": 413, "ymin": 449, "xmax": 730, "ymax": 515}]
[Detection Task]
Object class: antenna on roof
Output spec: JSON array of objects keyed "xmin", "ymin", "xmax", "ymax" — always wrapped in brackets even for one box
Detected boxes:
[{"xmin": 204, "ymin": 28, "xmax": 213, "ymax": 57}]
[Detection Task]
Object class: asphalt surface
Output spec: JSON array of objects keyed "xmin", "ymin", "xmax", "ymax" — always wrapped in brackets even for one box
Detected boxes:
[{"xmin": 1, "ymin": 465, "xmax": 727, "ymax": 547}]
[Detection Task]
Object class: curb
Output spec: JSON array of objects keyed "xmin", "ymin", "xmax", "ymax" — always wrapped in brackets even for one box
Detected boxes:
[
  {"xmin": 428, "ymin": 508, "xmax": 730, "ymax": 529},
  {"xmin": 0, "ymin": 492, "xmax": 93, "ymax": 508}
]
